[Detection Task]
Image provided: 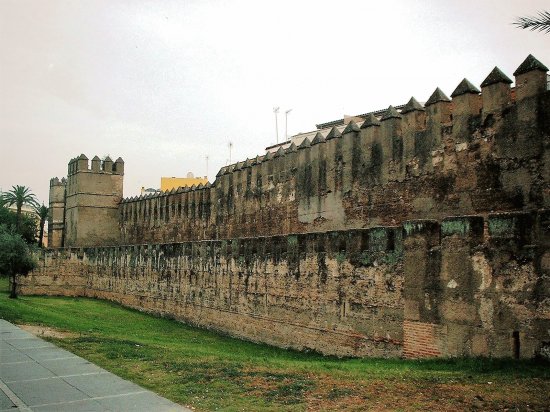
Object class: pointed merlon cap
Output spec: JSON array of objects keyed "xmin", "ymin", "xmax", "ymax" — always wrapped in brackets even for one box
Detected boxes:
[
  {"xmin": 381, "ymin": 105, "xmax": 402, "ymax": 120},
  {"xmin": 285, "ymin": 143, "xmax": 297, "ymax": 154},
  {"xmin": 115, "ymin": 157, "xmax": 124, "ymax": 163},
  {"xmin": 451, "ymin": 78, "xmax": 480, "ymax": 98},
  {"xmin": 425, "ymin": 88, "xmax": 451, "ymax": 106},
  {"xmin": 360, "ymin": 113, "xmax": 381, "ymax": 128},
  {"xmin": 400, "ymin": 97, "xmax": 425, "ymax": 114},
  {"xmin": 216, "ymin": 167, "xmax": 226, "ymax": 177},
  {"xmin": 196, "ymin": 183, "xmax": 204, "ymax": 190},
  {"xmin": 244, "ymin": 158, "xmax": 253, "ymax": 168},
  {"xmin": 298, "ymin": 138, "xmax": 311, "ymax": 150},
  {"xmin": 255, "ymin": 154, "xmax": 264, "ymax": 164},
  {"xmin": 104, "ymin": 156, "xmax": 112, "ymax": 162},
  {"xmin": 311, "ymin": 132, "xmax": 326, "ymax": 145},
  {"xmin": 264, "ymin": 151, "xmax": 274, "ymax": 161},
  {"xmin": 342, "ymin": 121, "xmax": 360, "ymax": 134},
  {"xmin": 326, "ymin": 126, "xmax": 342, "ymax": 140},
  {"xmin": 205, "ymin": 182, "xmax": 212, "ymax": 188},
  {"xmin": 273, "ymin": 147, "xmax": 285, "ymax": 158},
  {"xmin": 480, "ymin": 67, "xmax": 512, "ymax": 88},
  {"xmin": 513, "ymin": 54, "xmax": 548, "ymax": 76},
  {"xmin": 92, "ymin": 155, "xmax": 101, "ymax": 161},
  {"xmin": 78, "ymin": 153, "xmax": 88, "ymax": 160}
]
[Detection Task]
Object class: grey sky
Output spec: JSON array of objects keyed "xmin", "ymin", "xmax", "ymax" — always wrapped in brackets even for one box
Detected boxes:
[{"xmin": 0, "ymin": 0, "xmax": 548, "ymax": 204}]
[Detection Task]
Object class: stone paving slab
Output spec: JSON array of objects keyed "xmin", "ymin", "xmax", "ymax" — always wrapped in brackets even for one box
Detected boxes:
[
  {"xmin": 39, "ymin": 357, "xmax": 103, "ymax": 376},
  {"xmin": 0, "ymin": 390, "xmax": 15, "ymax": 410},
  {"xmin": 6, "ymin": 377, "xmax": 90, "ymax": 406},
  {"xmin": 1, "ymin": 362, "xmax": 55, "ymax": 382},
  {"xmin": 22, "ymin": 346, "xmax": 78, "ymax": 362},
  {"xmin": 63, "ymin": 373, "xmax": 144, "ymax": 398},
  {"xmin": 0, "ymin": 320, "xmax": 190, "ymax": 411},
  {"xmin": 0, "ymin": 347, "xmax": 31, "ymax": 364}
]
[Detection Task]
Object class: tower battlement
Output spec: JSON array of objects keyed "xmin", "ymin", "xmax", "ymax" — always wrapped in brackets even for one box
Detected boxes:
[{"xmin": 67, "ymin": 154, "xmax": 124, "ymax": 176}]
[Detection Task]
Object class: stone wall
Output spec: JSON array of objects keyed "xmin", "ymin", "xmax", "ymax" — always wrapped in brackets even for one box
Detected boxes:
[
  {"xmin": 117, "ymin": 62, "xmax": 550, "ymax": 246},
  {"xmin": 20, "ymin": 55, "xmax": 550, "ymax": 359},
  {"xmin": 18, "ymin": 211, "xmax": 550, "ymax": 358}
]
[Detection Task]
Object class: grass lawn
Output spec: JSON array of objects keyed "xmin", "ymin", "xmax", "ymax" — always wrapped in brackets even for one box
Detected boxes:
[{"xmin": 0, "ymin": 277, "xmax": 548, "ymax": 411}]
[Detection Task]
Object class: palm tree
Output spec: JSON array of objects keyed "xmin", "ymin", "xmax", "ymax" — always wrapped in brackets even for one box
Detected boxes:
[
  {"xmin": 2, "ymin": 186, "xmax": 38, "ymax": 232},
  {"xmin": 513, "ymin": 11, "xmax": 550, "ymax": 34},
  {"xmin": 34, "ymin": 204, "xmax": 49, "ymax": 248}
]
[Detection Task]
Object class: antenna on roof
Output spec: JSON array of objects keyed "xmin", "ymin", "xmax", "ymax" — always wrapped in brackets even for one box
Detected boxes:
[
  {"xmin": 285, "ymin": 109, "xmax": 292, "ymax": 142},
  {"xmin": 273, "ymin": 107, "xmax": 280, "ymax": 144},
  {"xmin": 229, "ymin": 142, "xmax": 233, "ymax": 164}
]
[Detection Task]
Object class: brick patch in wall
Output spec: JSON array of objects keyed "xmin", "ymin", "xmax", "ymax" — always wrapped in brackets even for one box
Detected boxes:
[{"xmin": 403, "ymin": 320, "xmax": 441, "ymax": 358}]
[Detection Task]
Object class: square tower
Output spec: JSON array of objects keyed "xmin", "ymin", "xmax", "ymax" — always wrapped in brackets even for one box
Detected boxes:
[{"xmin": 63, "ymin": 154, "xmax": 124, "ymax": 247}]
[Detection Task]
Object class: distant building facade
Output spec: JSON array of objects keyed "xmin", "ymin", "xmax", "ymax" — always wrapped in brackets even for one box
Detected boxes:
[{"xmin": 161, "ymin": 172, "xmax": 208, "ymax": 191}]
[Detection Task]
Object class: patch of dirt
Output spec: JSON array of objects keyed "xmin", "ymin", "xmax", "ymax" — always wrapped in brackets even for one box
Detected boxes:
[
  {"xmin": 18, "ymin": 324, "xmax": 78, "ymax": 339},
  {"xmin": 302, "ymin": 376, "xmax": 550, "ymax": 412}
]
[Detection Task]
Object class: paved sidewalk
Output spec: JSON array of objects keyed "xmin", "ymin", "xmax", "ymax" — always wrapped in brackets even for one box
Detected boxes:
[{"xmin": 0, "ymin": 320, "xmax": 191, "ymax": 411}]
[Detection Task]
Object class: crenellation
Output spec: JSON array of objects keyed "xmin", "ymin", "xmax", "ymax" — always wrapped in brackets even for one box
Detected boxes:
[
  {"xmin": 325, "ymin": 125, "xmax": 342, "ymax": 140},
  {"xmin": 424, "ymin": 88, "xmax": 452, "ymax": 159},
  {"xmin": 341, "ymin": 121, "xmax": 358, "ymax": 195},
  {"xmin": 34, "ymin": 55, "xmax": 550, "ymax": 359},
  {"xmin": 481, "ymin": 66, "xmax": 513, "ymax": 120},
  {"xmin": 514, "ymin": 54, "xmax": 549, "ymax": 101},
  {"xmin": 450, "ymin": 78, "xmax": 482, "ymax": 144},
  {"xmin": 102, "ymin": 156, "xmax": 113, "ymax": 173},
  {"xmin": 401, "ymin": 97, "xmax": 427, "ymax": 173},
  {"xmin": 379, "ymin": 106, "xmax": 403, "ymax": 182},
  {"xmin": 77, "ymin": 153, "xmax": 89, "ymax": 172},
  {"xmin": 91, "ymin": 155, "xmax": 101, "ymax": 172}
]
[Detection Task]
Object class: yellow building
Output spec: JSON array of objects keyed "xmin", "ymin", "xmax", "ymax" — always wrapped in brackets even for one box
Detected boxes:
[{"xmin": 160, "ymin": 172, "xmax": 208, "ymax": 191}]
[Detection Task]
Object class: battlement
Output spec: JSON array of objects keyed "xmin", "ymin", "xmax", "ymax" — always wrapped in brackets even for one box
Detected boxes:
[
  {"xmin": 203, "ymin": 54, "xmax": 548, "ymax": 191},
  {"xmin": 67, "ymin": 154, "xmax": 124, "ymax": 176},
  {"xmin": 49, "ymin": 177, "xmax": 66, "ymax": 187},
  {"xmin": 115, "ymin": 54, "xmax": 549, "ymax": 245},
  {"xmin": 121, "ymin": 181, "xmax": 212, "ymax": 203}
]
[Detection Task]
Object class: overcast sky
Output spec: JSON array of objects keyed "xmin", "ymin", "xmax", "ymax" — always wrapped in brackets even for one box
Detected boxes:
[{"xmin": 0, "ymin": 0, "xmax": 548, "ymax": 204}]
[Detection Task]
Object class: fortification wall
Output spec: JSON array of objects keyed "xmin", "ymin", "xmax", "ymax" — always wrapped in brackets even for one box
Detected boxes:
[
  {"xmin": 118, "ymin": 59, "xmax": 550, "ymax": 245},
  {"xmin": 23, "ymin": 55, "xmax": 549, "ymax": 359},
  {"xmin": 19, "ymin": 211, "xmax": 550, "ymax": 358}
]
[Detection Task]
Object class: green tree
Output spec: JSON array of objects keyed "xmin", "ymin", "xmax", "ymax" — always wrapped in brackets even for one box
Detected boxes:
[
  {"xmin": 2, "ymin": 185, "xmax": 38, "ymax": 232},
  {"xmin": 0, "ymin": 225, "xmax": 36, "ymax": 298},
  {"xmin": 0, "ymin": 207, "xmax": 37, "ymax": 244},
  {"xmin": 513, "ymin": 11, "xmax": 550, "ymax": 34},
  {"xmin": 34, "ymin": 204, "xmax": 49, "ymax": 248}
]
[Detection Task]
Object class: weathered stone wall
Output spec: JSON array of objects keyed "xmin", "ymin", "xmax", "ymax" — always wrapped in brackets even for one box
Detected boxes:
[
  {"xmin": 403, "ymin": 211, "xmax": 550, "ymax": 358},
  {"xmin": 118, "ymin": 67, "xmax": 550, "ymax": 245},
  {"xmin": 19, "ymin": 211, "xmax": 550, "ymax": 358},
  {"xmin": 20, "ymin": 227, "xmax": 405, "ymax": 357},
  {"xmin": 25, "ymin": 55, "xmax": 549, "ymax": 359}
]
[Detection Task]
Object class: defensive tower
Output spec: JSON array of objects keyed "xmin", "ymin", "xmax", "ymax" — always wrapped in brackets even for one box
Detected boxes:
[
  {"xmin": 63, "ymin": 154, "xmax": 124, "ymax": 246},
  {"xmin": 47, "ymin": 177, "xmax": 66, "ymax": 248}
]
